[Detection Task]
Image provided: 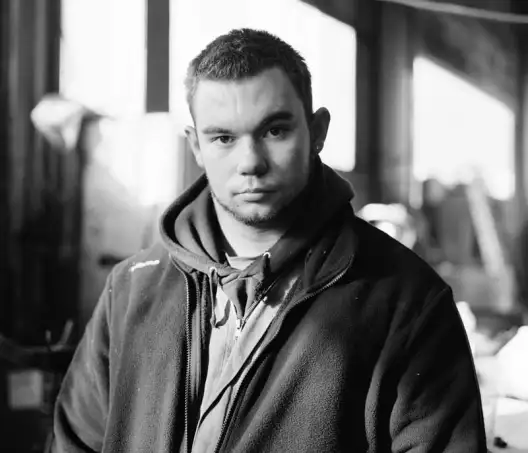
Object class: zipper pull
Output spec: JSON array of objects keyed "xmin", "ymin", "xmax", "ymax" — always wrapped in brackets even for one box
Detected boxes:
[{"xmin": 235, "ymin": 317, "xmax": 242, "ymax": 340}]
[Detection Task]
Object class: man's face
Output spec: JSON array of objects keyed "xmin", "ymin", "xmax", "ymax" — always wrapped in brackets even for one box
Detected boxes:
[{"xmin": 186, "ymin": 67, "xmax": 322, "ymax": 227}]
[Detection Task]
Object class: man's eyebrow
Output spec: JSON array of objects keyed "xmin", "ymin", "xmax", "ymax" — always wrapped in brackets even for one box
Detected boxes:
[
  {"xmin": 259, "ymin": 110, "xmax": 295, "ymax": 128},
  {"xmin": 200, "ymin": 111, "xmax": 295, "ymax": 135},
  {"xmin": 201, "ymin": 126, "xmax": 233, "ymax": 135}
]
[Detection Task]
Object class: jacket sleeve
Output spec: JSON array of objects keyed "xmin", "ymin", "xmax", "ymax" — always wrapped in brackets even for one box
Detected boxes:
[
  {"xmin": 389, "ymin": 287, "xmax": 487, "ymax": 452},
  {"xmin": 51, "ymin": 275, "xmax": 113, "ymax": 452}
]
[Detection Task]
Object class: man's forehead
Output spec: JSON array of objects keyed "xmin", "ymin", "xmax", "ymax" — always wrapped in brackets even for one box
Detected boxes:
[{"xmin": 192, "ymin": 68, "xmax": 303, "ymax": 130}]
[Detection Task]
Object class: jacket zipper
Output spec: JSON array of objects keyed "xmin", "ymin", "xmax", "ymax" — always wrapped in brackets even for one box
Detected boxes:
[
  {"xmin": 241, "ymin": 290, "xmax": 270, "ymax": 330},
  {"xmin": 237, "ymin": 276, "xmax": 280, "ymax": 335},
  {"xmin": 234, "ymin": 283, "xmax": 273, "ymax": 341},
  {"xmin": 180, "ymin": 268, "xmax": 203, "ymax": 453},
  {"xmin": 234, "ymin": 317, "xmax": 242, "ymax": 340},
  {"xmin": 183, "ymin": 272, "xmax": 192, "ymax": 453},
  {"xmin": 212, "ymin": 266, "xmax": 349, "ymax": 453},
  {"xmin": 235, "ymin": 293, "xmax": 268, "ymax": 341}
]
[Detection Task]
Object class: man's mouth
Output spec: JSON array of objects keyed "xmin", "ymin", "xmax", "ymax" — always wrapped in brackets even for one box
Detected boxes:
[
  {"xmin": 238, "ymin": 187, "xmax": 275, "ymax": 194},
  {"xmin": 237, "ymin": 188, "xmax": 275, "ymax": 200},
  {"xmin": 242, "ymin": 190, "xmax": 269, "ymax": 194}
]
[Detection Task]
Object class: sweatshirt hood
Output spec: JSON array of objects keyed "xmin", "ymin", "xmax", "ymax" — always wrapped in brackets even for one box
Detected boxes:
[{"xmin": 160, "ymin": 158, "xmax": 355, "ymax": 294}]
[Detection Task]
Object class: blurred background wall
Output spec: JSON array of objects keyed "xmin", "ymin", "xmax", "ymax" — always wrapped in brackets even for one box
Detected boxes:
[{"xmin": 2, "ymin": 0, "xmax": 528, "ymax": 450}]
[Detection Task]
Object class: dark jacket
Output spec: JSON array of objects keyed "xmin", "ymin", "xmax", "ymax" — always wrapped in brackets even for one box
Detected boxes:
[{"xmin": 52, "ymin": 164, "xmax": 486, "ymax": 453}]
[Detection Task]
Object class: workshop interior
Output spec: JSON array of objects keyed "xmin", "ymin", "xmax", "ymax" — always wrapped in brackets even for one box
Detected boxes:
[{"xmin": 1, "ymin": 0, "xmax": 528, "ymax": 451}]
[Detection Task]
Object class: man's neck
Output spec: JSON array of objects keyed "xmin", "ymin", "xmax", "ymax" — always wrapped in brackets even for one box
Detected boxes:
[
  {"xmin": 213, "ymin": 204, "xmax": 288, "ymax": 258},
  {"xmin": 212, "ymin": 169, "xmax": 316, "ymax": 257}
]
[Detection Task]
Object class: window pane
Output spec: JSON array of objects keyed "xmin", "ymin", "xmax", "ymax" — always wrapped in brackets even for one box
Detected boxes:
[
  {"xmin": 413, "ymin": 56, "xmax": 514, "ymax": 201},
  {"xmin": 60, "ymin": 0, "xmax": 146, "ymax": 117}
]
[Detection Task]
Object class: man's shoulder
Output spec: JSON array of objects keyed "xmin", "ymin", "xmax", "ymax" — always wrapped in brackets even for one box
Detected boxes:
[
  {"xmin": 348, "ymin": 214, "xmax": 448, "ymax": 293},
  {"xmin": 111, "ymin": 242, "xmax": 170, "ymax": 277},
  {"xmin": 99, "ymin": 243, "xmax": 189, "ymax": 331},
  {"xmin": 108, "ymin": 242, "xmax": 185, "ymax": 297}
]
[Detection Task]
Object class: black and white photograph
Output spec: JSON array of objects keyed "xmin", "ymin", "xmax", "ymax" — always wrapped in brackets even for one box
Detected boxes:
[{"xmin": 1, "ymin": 0, "xmax": 527, "ymax": 451}]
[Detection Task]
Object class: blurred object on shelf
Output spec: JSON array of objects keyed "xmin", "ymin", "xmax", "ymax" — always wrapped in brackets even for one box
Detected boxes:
[
  {"xmin": 497, "ymin": 326, "xmax": 528, "ymax": 402},
  {"xmin": 358, "ymin": 203, "xmax": 418, "ymax": 250},
  {"xmin": 465, "ymin": 173, "xmax": 513, "ymax": 313},
  {"xmin": 456, "ymin": 301, "xmax": 477, "ymax": 353},
  {"xmin": 513, "ymin": 220, "xmax": 528, "ymax": 323},
  {"xmin": 31, "ymin": 94, "xmax": 101, "ymax": 153}
]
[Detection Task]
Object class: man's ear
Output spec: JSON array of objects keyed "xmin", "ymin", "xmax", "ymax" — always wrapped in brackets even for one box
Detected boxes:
[
  {"xmin": 184, "ymin": 125, "xmax": 204, "ymax": 168},
  {"xmin": 310, "ymin": 107, "xmax": 331, "ymax": 154}
]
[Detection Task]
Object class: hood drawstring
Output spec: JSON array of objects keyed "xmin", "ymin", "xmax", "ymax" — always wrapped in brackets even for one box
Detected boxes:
[
  {"xmin": 209, "ymin": 266, "xmax": 219, "ymax": 327},
  {"xmin": 208, "ymin": 252, "xmax": 272, "ymax": 328},
  {"xmin": 262, "ymin": 252, "xmax": 271, "ymax": 277}
]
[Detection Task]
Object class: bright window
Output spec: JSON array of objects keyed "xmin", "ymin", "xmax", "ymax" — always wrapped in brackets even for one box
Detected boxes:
[
  {"xmin": 413, "ymin": 57, "xmax": 515, "ymax": 201},
  {"xmin": 170, "ymin": 0, "xmax": 356, "ymax": 172},
  {"xmin": 60, "ymin": 0, "xmax": 146, "ymax": 117}
]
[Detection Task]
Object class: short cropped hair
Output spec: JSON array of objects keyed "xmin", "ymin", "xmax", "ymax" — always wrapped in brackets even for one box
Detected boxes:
[{"xmin": 185, "ymin": 28, "xmax": 313, "ymax": 120}]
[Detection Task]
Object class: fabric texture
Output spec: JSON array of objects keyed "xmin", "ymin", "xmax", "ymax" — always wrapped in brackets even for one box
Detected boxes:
[
  {"xmin": 193, "ymin": 253, "xmax": 258, "ymax": 452},
  {"xmin": 51, "ymin": 160, "xmax": 487, "ymax": 453}
]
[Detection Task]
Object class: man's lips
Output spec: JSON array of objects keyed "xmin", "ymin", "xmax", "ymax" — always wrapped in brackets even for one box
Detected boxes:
[
  {"xmin": 237, "ymin": 188, "xmax": 275, "ymax": 194},
  {"xmin": 235, "ymin": 188, "xmax": 276, "ymax": 200}
]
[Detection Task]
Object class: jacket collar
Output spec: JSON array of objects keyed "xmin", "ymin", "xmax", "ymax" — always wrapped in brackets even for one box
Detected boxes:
[{"xmin": 159, "ymin": 158, "xmax": 357, "ymax": 288}]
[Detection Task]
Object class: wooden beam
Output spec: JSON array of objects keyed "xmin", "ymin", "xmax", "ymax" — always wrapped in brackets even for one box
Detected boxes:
[
  {"xmin": 146, "ymin": 0, "xmax": 170, "ymax": 112},
  {"xmin": 377, "ymin": 2, "xmax": 415, "ymax": 204},
  {"xmin": 0, "ymin": 0, "xmax": 11, "ymax": 337},
  {"xmin": 353, "ymin": 0, "xmax": 383, "ymax": 206},
  {"xmin": 515, "ymin": 31, "xmax": 528, "ymax": 225}
]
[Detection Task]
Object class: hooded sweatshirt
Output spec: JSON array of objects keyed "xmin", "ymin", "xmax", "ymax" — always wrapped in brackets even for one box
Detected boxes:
[
  {"xmin": 161, "ymin": 158, "xmax": 355, "ymax": 451},
  {"xmin": 166, "ymin": 157, "xmax": 354, "ymax": 316},
  {"xmin": 52, "ymin": 160, "xmax": 487, "ymax": 453}
]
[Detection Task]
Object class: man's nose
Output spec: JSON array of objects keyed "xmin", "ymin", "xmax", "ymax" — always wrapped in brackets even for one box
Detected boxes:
[{"xmin": 236, "ymin": 138, "xmax": 268, "ymax": 176}]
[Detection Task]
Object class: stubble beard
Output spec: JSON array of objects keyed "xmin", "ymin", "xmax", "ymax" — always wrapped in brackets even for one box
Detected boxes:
[
  {"xmin": 210, "ymin": 188, "xmax": 291, "ymax": 228},
  {"xmin": 208, "ymin": 152, "xmax": 317, "ymax": 228}
]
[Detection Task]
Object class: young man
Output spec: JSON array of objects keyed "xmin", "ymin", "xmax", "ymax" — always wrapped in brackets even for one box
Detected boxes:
[{"xmin": 52, "ymin": 29, "xmax": 486, "ymax": 452}]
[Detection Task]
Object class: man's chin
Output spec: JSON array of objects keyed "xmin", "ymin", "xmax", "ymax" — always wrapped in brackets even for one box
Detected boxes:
[
  {"xmin": 230, "ymin": 207, "xmax": 280, "ymax": 227},
  {"xmin": 212, "ymin": 191, "xmax": 299, "ymax": 228}
]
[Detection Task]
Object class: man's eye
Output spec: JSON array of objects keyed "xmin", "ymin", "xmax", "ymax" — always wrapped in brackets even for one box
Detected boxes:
[
  {"xmin": 213, "ymin": 136, "xmax": 234, "ymax": 144},
  {"xmin": 266, "ymin": 127, "xmax": 288, "ymax": 138}
]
